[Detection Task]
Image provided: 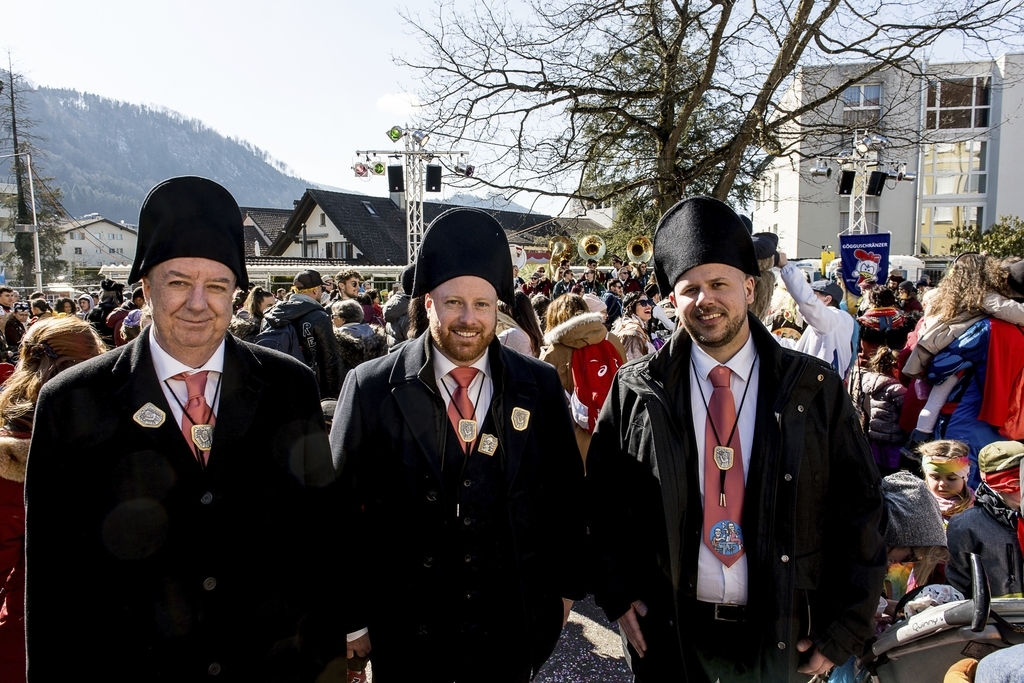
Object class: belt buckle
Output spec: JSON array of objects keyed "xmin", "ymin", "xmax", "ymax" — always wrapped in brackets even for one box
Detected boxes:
[{"xmin": 713, "ymin": 604, "xmax": 742, "ymax": 622}]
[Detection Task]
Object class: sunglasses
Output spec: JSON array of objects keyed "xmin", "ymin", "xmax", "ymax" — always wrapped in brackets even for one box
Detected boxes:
[{"xmin": 638, "ymin": 299, "xmax": 653, "ymax": 307}]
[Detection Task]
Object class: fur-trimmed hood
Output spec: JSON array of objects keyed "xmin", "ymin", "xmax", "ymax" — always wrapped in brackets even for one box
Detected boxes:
[
  {"xmin": 335, "ymin": 325, "xmax": 388, "ymax": 369},
  {"xmin": 0, "ymin": 435, "xmax": 29, "ymax": 483},
  {"xmin": 543, "ymin": 313, "xmax": 607, "ymax": 349}
]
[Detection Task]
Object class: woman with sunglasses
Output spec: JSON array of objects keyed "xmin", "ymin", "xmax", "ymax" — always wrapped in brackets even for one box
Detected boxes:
[{"xmin": 611, "ymin": 291, "xmax": 656, "ymax": 361}]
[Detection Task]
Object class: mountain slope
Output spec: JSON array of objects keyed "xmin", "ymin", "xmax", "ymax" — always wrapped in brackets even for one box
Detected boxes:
[{"xmin": 10, "ymin": 83, "xmax": 315, "ymax": 224}]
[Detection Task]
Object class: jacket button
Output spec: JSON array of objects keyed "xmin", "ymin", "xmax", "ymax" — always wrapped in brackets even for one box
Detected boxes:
[
  {"xmin": 423, "ymin": 556, "xmax": 434, "ymax": 568},
  {"xmin": 463, "ymin": 479, "xmax": 472, "ymax": 488},
  {"xmin": 203, "ymin": 577, "xmax": 217, "ymax": 591},
  {"xmin": 201, "ymin": 492, "xmax": 214, "ymax": 505},
  {"xmin": 817, "ymin": 374, "xmax": 824, "ymax": 382},
  {"xmin": 778, "ymin": 642, "xmax": 786, "ymax": 650},
  {"xmin": 784, "ymin": 474, "xmax": 792, "ymax": 482},
  {"xmin": 781, "ymin": 554, "xmax": 790, "ymax": 563},
  {"xmin": 464, "ymin": 554, "xmax": 472, "ymax": 563},
  {"xmin": 417, "ymin": 625, "xmax": 428, "ymax": 635},
  {"xmin": 426, "ymin": 491, "xmax": 438, "ymax": 502},
  {"xmin": 208, "ymin": 662, "xmax": 222, "ymax": 676},
  {"xmin": 797, "ymin": 405, "xmax": 805, "ymax": 412},
  {"xmin": 463, "ymin": 517, "xmax": 472, "ymax": 526}
]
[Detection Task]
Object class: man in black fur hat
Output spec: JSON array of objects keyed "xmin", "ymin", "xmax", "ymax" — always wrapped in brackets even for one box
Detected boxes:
[
  {"xmin": 25, "ymin": 176, "xmax": 342, "ymax": 681},
  {"xmin": 586, "ymin": 197, "xmax": 885, "ymax": 682},
  {"xmin": 330, "ymin": 208, "xmax": 586, "ymax": 683}
]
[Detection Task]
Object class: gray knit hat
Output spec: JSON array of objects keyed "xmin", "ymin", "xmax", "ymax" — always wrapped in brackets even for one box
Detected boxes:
[{"xmin": 882, "ymin": 471, "xmax": 947, "ymax": 548}]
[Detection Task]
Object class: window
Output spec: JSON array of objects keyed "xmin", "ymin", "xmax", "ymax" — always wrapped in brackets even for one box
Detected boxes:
[
  {"xmin": 70, "ymin": 231, "xmax": 84, "ymax": 240},
  {"xmin": 921, "ymin": 141, "xmax": 987, "ymax": 196},
  {"xmin": 111, "ymin": 233, "xmax": 123, "ymax": 240},
  {"xmin": 362, "ymin": 201, "xmax": 377, "ymax": 216},
  {"xmin": 926, "ymin": 77, "xmax": 991, "ymax": 129},
  {"xmin": 919, "ymin": 204, "xmax": 984, "ymax": 256},
  {"xmin": 327, "ymin": 241, "xmax": 354, "ymax": 259},
  {"xmin": 319, "ymin": 212, "xmax": 326, "ymax": 227},
  {"xmin": 842, "ymin": 84, "xmax": 882, "ymax": 128},
  {"xmin": 73, "ymin": 247, "xmax": 82, "ymax": 255},
  {"xmin": 772, "ymin": 173, "xmax": 780, "ymax": 213},
  {"xmin": 109, "ymin": 247, "xmax": 124, "ymax": 254}
]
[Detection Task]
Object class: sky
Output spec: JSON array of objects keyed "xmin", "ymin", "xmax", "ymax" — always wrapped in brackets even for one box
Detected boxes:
[
  {"xmin": 4, "ymin": 0, "xmax": 538, "ymax": 208},
  {"xmin": 4, "ymin": 0, "xmax": 1020, "ymax": 219}
]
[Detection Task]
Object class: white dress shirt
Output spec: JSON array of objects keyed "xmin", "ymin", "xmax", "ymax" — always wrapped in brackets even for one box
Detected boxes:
[
  {"xmin": 150, "ymin": 333, "xmax": 225, "ymax": 427},
  {"xmin": 432, "ymin": 345, "xmax": 493, "ymax": 423},
  {"xmin": 689, "ymin": 333, "xmax": 759, "ymax": 605}
]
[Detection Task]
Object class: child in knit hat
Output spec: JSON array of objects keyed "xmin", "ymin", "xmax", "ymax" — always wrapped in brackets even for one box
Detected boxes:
[
  {"xmin": 918, "ymin": 440, "xmax": 975, "ymax": 525},
  {"xmin": 946, "ymin": 441, "xmax": 1024, "ymax": 599},
  {"xmin": 880, "ymin": 471, "xmax": 949, "ymax": 601}
]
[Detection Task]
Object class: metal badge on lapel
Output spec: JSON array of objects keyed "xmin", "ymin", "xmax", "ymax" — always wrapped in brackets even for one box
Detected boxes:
[
  {"xmin": 133, "ymin": 403, "xmax": 166, "ymax": 428},
  {"xmin": 511, "ymin": 407, "xmax": 530, "ymax": 431},
  {"xmin": 458, "ymin": 419, "xmax": 478, "ymax": 443},
  {"xmin": 479, "ymin": 433, "xmax": 498, "ymax": 456},
  {"xmin": 191, "ymin": 424, "xmax": 214, "ymax": 451},
  {"xmin": 713, "ymin": 446, "xmax": 734, "ymax": 470}
]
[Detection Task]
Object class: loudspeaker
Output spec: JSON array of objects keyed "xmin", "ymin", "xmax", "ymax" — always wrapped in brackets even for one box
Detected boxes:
[
  {"xmin": 837, "ymin": 170, "xmax": 856, "ymax": 196},
  {"xmin": 387, "ymin": 165, "xmax": 405, "ymax": 193},
  {"xmin": 426, "ymin": 165, "xmax": 442, "ymax": 192},
  {"xmin": 866, "ymin": 171, "xmax": 887, "ymax": 197}
]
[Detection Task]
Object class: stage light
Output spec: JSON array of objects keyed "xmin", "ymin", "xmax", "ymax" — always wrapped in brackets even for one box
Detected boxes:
[
  {"xmin": 455, "ymin": 161, "xmax": 475, "ymax": 178},
  {"xmin": 411, "ymin": 130, "xmax": 430, "ymax": 147},
  {"xmin": 371, "ymin": 158, "xmax": 387, "ymax": 175},
  {"xmin": 353, "ymin": 162, "xmax": 370, "ymax": 178},
  {"xmin": 810, "ymin": 161, "xmax": 832, "ymax": 179},
  {"xmin": 902, "ymin": 172, "xmax": 917, "ymax": 182},
  {"xmin": 386, "ymin": 126, "xmax": 404, "ymax": 142}
]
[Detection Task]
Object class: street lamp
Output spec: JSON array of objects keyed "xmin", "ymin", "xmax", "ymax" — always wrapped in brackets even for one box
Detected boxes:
[{"xmin": 0, "ymin": 152, "xmax": 43, "ymax": 291}]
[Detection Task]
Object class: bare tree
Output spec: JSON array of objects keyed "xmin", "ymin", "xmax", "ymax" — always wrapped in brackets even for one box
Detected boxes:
[{"xmin": 398, "ymin": 0, "xmax": 1024, "ymax": 223}]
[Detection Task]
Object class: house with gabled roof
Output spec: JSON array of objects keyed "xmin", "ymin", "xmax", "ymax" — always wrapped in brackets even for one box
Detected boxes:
[
  {"xmin": 240, "ymin": 207, "xmax": 291, "ymax": 258},
  {"xmin": 266, "ymin": 188, "xmax": 567, "ymax": 266},
  {"xmin": 60, "ymin": 215, "xmax": 137, "ymax": 269}
]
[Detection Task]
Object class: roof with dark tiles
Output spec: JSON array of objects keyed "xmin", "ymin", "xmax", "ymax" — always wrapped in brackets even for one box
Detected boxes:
[
  {"xmin": 269, "ymin": 189, "xmax": 566, "ymax": 265},
  {"xmin": 241, "ymin": 207, "xmax": 292, "ymax": 258}
]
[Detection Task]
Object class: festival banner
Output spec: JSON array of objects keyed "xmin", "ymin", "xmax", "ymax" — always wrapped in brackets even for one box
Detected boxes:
[{"xmin": 839, "ymin": 233, "xmax": 890, "ymax": 297}]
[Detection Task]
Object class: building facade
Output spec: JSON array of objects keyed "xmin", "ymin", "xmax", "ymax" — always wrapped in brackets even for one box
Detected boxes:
[
  {"xmin": 61, "ymin": 216, "xmax": 138, "ymax": 269},
  {"xmin": 752, "ymin": 53, "xmax": 1024, "ymax": 261}
]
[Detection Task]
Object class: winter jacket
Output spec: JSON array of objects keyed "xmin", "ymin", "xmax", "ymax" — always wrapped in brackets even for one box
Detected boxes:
[
  {"xmin": 227, "ymin": 314, "xmax": 262, "ymax": 344},
  {"xmin": 610, "ymin": 315, "xmax": 655, "ymax": 362},
  {"xmin": 382, "ymin": 291, "xmax": 410, "ymax": 346},
  {"xmin": 947, "ymin": 484, "xmax": 1023, "ymax": 598},
  {"xmin": 260, "ymin": 294, "xmax": 345, "ymax": 399},
  {"xmin": 539, "ymin": 312, "xmax": 626, "ymax": 461},
  {"xmin": 552, "ymin": 279, "xmax": 575, "ymax": 299},
  {"xmin": 601, "ymin": 292, "xmax": 623, "ymax": 331},
  {"xmin": 586, "ymin": 315, "xmax": 886, "ymax": 681},
  {"xmin": 106, "ymin": 302, "xmax": 139, "ymax": 347},
  {"xmin": 849, "ymin": 366, "xmax": 907, "ymax": 445},
  {"xmin": 0, "ymin": 432, "xmax": 27, "ymax": 683},
  {"xmin": 334, "ymin": 324, "xmax": 387, "ymax": 370}
]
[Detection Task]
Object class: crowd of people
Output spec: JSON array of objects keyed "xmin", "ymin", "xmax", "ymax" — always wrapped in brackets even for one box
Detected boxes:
[{"xmin": 0, "ymin": 176, "xmax": 1021, "ymax": 683}]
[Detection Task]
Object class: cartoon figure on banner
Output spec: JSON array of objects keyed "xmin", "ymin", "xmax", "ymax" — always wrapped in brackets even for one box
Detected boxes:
[
  {"xmin": 710, "ymin": 520, "xmax": 744, "ymax": 556},
  {"xmin": 853, "ymin": 249, "xmax": 881, "ymax": 288}
]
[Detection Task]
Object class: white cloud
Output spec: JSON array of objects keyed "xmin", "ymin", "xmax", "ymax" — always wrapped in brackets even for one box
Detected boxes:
[{"xmin": 376, "ymin": 93, "xmax": 421, "ymax": 117}]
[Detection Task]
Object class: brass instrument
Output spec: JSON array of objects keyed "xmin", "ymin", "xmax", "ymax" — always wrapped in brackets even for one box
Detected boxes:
[
  {"xmin": 577, "ymin": 234, "xmax": 607, "ymax": 261},
  {"xmin": 626, "ymin": 236, "xmax": 654, "ymax": 263},
  {"xmin": 548, "ymin": 236, "xmax": 572, "ymax": 263}
]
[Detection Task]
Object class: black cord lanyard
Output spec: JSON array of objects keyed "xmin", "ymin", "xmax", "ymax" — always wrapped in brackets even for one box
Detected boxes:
[
  {"xmin": 693, "ymin": 355, "xmax": 757, "ymax": 506},
  {"xmin": 164, "ymin": 372, "xmax": 222, "ymax": 470}
]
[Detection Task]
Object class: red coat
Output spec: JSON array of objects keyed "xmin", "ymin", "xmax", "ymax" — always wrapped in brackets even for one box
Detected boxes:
[{"xmin": 0, "ymin": 434, "xmax": 28, "ymax": 683}]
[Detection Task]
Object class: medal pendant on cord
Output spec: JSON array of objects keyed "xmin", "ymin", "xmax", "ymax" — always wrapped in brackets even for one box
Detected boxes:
[
  {"xmin": 713, "ymin": 446, "xmax": 734, "ymax": 470},
  {"xmin": 192, "ymin": 424, "xmax": 214, "ymax": 451},
  {"xmin": 458, "ymin": 419, "xmax": 478, "ymax": 443}
]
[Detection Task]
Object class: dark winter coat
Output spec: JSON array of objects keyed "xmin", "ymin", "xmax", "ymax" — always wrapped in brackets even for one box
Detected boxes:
[
  {"xmin": 848, "ymin": 366, "xmax": 907, "ymax": 445},
  {"xmin": 382, "ymin": 291, "xmax": 410, "ymax": 346},
  {"xmin": 586, "ymin": 315, "xmax": 886, "ymax": 682},
  {"xmin": 227, "ymin": 314, "xmax": 261, "ymax": 344},
  {"xmin": 261, "ymin": 294, "xmax": 345, "ymax": 399},
  {"xmin": 24, "ymin": 329, "xmax": 342, "ymax": 682},
  {"xmin": 334, "ymin": 325, "xmax": 387, "ymax": 370},
  {"xmin": 947, "ymin": 484, "xmax": 1023, "ymax": 598},
  {"xmin": 329, "ymin": 334, "xmax": 586, "ymax": 679}
]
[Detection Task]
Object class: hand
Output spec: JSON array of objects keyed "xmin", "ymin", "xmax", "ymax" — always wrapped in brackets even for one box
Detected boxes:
[
  {"xmin": 616, "ymin": 600, "xmax": 649, "ymax": 658},
  {"xmin": 777, "ymin": 251, "xmax": 788, "ymax": 268},
  {"xmin": 796, "ymin": 639, "xmax": 834, "ymax": 676},
  {"xmin": 347, "ymin": 633, "xmax": 371, "ymax": 659},
  {"xmin": 562, "ymin": 598, "xmax": 574, "ymax": 627}
]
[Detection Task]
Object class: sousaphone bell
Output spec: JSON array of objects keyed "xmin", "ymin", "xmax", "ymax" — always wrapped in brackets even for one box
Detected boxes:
[
  {"xmin": 626, "ymin": 236, "xmax": 654, "ymax": 263},
  {"xmin": 577, "ymin": 235, "xmax": 607, "ymax": 261}
]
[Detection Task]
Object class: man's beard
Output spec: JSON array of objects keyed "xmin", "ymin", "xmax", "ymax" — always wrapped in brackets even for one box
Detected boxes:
[
  {"xmin": 681, "ymin": 306, "xmax": 747, "ymax": 349},
  {"xmin": 431, "ymin": 321, "xmax": 495, "ymax": 363}
]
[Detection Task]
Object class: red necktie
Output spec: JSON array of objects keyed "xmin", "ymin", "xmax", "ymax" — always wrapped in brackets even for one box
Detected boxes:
[
  {"xmin": 702, "ymin": 365, "xmax": 745, "ymax": 567},
  {"xmin": 173, "ymin": 371, "xmax": 215, "ymax": 464},
  {"xmin": 447, "ymin": 367, "xmax": 479, "ymax": 453}
]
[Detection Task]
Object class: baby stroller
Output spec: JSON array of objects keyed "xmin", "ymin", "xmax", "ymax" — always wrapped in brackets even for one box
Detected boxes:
[{"xmin": 854, "ymin": 554, "xmax": 1024, "ymax": 682}]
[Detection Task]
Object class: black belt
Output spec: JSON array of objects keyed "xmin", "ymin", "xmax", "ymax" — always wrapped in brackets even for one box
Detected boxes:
[{"xmin": 693, "ymin": 601, "xmax": 749, "ymax": 623}]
